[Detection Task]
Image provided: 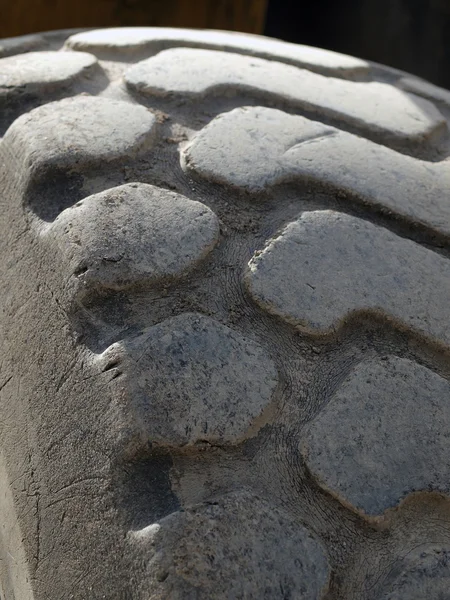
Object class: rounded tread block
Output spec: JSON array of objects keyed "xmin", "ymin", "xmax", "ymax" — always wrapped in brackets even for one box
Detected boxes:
[
  {"xmin": 0, "ymin": 32, "xmax": 48, "ymax": 58},
  {"xmin": 379, "ymin": 545, "xmax": 450, "ymax": 599},
  {"xmin": 66, "ymin": 26, "xmax": 368, "ymax": 78},
  {"xmin": 125, "ymin": 48, "xmax": 444, "ymax": 145},
  {"xmin": 131, "ymin": 490, "xmax": 329, "ymax": 599},
  {"xmin": 0, "ymin": 51, "xmax": 97, "ymax": 92},
  {"xmin": 247, "ymin": 210, "xmax": 450, "ymax": 349},
  {"xmin": 48, "ymin": 183, "xmax": 220, "ymax": 291},
  {"xmin": 184, "ymin": 106, "xmax": 450, "ymax": 238},
  {"xmin": 3, "ymin": 96, "xmax": 157, "ymax": 178},
  {"xmin": 302, "ymin": 356, "xmax": 450, "ymax": 516},
  {"xmin": 100, "ymin": 313, "xmax": 278, "ymax": 448}
]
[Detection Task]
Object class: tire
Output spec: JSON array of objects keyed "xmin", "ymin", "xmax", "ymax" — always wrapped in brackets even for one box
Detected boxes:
[{"xmin": 1, "ymin": 26, "xmax": 450, "ymax": 600}]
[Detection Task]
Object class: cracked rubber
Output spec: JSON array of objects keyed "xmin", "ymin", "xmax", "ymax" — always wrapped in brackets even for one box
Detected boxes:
[{"xmin": 1, "ymin": 26, "xmax": 450, "ymax": 600}]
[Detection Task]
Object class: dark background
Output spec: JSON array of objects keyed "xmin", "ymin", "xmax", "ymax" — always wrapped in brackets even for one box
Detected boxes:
[
  {"xmin": 265, "ymin": 0, "xmax": 450, "ymax": 88},
  {"xmin": 1, "ymin": 0, "xmax": 449, "ymax": 89}
]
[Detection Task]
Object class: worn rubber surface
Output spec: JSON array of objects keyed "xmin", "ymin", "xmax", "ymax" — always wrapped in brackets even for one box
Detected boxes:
[{"xmin": 1, "ymin": 26, "xmax": 450, "ymax": 600}]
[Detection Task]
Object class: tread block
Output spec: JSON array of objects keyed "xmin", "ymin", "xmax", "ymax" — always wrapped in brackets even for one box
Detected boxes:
[
  {"xmin": 66, "ymin": 27, "xmax": 368, "ymax": 78},
  {"xmin": 0, "ymin": 33, "xmax": 48, "ymax": 58},
  {"xmin": 246, "ymin": 210, "xmax": 450, "ymax": 349},
  {"xmin": 130, "ymin": 490, "xmax": 329, "ymax": 599},
  {"xmin": 125, "ymin": 48, "xmax": 444, "ymax": 145},
  {"xmin": 47, "ymin": 183, "xmax": 220, "ymax": 292},
  {"xmin": 302, "ymin": 356, "xmax": 450, "ymax": 515},
  {"xmin": 2, "ymin": 96, "xmax": 157, "ymax": 179},
  {"xmin": 184, "ymin": 106, "xmax": 450, "ymax": 237},
  {"xmin": 99, "ymin": 313, "xmax": 278, "ymax": 448},
  {"xmin": 0, "ymin": 51, "xmax": 97, "ymax": 93},
  {"xmin": 379, "ymin": 545, "xmax": 450, "ymax": 599}
]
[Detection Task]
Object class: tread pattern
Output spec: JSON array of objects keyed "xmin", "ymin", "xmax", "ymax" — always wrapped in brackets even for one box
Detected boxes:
[
  {"xmin": 125, "ymin": 48, "xmax": 445, "ymax": 146},
  {"xmin": 184, "ymin": 106, "xmax": 450, "ymax": 237},
  {"xmin": 65, "ymin": 26, "xmax": 369, "ymax": 78},
  {"xmin": 2, "ymin": 25, "xmax": 450, "ymax": 600}
]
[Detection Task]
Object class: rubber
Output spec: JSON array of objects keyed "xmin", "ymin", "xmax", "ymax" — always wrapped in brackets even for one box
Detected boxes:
[{"xmin": 1, "ymin": 26, "xmax": 450, "ymax": 600}]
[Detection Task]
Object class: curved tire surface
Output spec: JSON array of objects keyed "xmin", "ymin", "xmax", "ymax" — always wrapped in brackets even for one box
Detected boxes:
[{"xmin": 1, "ymin": 26, "xmax": 450, "ymax": 600}]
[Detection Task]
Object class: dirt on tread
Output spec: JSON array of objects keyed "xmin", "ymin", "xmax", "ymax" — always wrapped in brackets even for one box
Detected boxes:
[{"xmin": 1, "ymin": 26, "xmax": 450, "ymax": 600}]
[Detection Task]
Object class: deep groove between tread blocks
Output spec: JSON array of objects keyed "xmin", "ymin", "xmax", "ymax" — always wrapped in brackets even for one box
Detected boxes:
[
  {"xmin": 21, "ymin": 124, "xmax": 450, "ymax": 257},
  {"xmin": 24, "ymin": 164, "xmax": 450, "ymax": 264},
  {"xmin": 183, "ymin": 176, "xmax": 450, "ymax": 257},
  {"xmin": 22, "ymin": 130, "xmax": 450, "ymax": 383},
  {"xmin": 66, "ymin": 199, "xmax": 450, "ymax": 375},
  {"xmin": 14, "ymin": 78, "xmax": 450, "ymax": 540},
  {"xmin": 55, "ymin": 158, "xmax": 450, "ymax": 600},
  {"xmin": 125, "ymin": 86, "xmax": 449, "ymax": 162}
]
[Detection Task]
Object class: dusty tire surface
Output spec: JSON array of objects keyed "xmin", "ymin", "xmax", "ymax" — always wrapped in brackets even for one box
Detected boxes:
[{"xmin": 1, "ymin": 26, "xmax": 450, "ymax": 600}]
